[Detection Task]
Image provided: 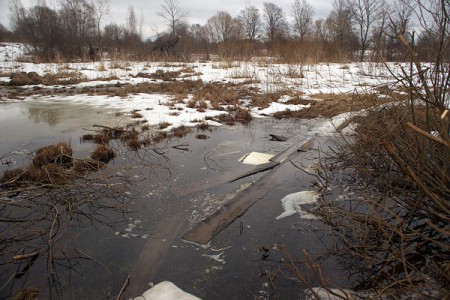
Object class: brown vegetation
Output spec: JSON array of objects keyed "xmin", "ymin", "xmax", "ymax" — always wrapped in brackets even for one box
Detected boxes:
[
  {"xmin": 8, "ymin": 71, "xmax": 85, "ymax": 86},
  {"xmin": 171, "ymin": 125, "xmax": 192, "ymax": 138},
  {"xmin": 90, "ymin": 144, "xmax": 115, "ymax": 163},
  {"xmin": 32, "ymin": 143, "xmax": 73, "ymax": 168}
]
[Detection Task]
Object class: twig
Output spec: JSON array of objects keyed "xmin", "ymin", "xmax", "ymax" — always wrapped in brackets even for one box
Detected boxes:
[
  {"xmin": 406, "ymin": 122, "xmax": 449, "ymax": 148},
  {"xmin": 172, "ymin": 144, "xmax": 190, "ymax": 151},
  {"xmin": 116, "ymin": 274, "xmax": 130, "ymax": 300},
  {"xmin": 13, "ymin": 252, "xmax": 39, "ymax": 261}
]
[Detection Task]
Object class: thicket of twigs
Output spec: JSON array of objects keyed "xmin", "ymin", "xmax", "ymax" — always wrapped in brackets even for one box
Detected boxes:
[
  {"xmin": 0, "ymin": 128, "xmax": 129, "ymax": 298},
  {"xmin": 306, "ymin": 5, "xmax": 450, "ymax": 298}
]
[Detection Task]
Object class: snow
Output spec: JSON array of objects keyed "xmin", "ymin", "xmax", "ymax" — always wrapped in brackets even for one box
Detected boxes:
[
  {"xmin": 239, "ymin": 152, "xmax": 274, "ymax": 165},
  {"xmin": 254, "ymin": 102, "xmax": 311, "ymax": 116},
  {"xmin": 132, "ymin": 281, "xmax": 200, "ymax": 300},
  {"xmin": 276, "ymin": 191, "xmax": 320, "ymax": 220},
  {"xmin": 0, "ymin": 43, "xmax": 409, "ymax": 135}
]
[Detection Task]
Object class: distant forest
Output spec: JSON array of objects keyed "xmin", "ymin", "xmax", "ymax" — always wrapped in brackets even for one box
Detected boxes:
[{"xmin": 0, "ymin": 0, "xmax": 445, "ymax": 63}]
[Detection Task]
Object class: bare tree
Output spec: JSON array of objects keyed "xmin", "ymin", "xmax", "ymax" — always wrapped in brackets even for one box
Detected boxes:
[
  {"xmin": 326, "ymin": 0, "xmax": 358, "ymax": 60},
  {"xmin": 157, "ymin": 0, "xmax": 186, "ymax": 37},
  {"xmin": 59, "ymin": 0, "xmax": 96, "ymax": 58},
  {"xmin": 291, "ymin": 0, "xmax": 314, "ymax": 42},
  {"xmin": 238, "ymin": 5, "xmax": 261, "ymax": 42},
  {"xmin": 127, "ymin": 5, "xmax": 137, "ymax": 35},
  {"xmin": 263, "ymin": 2, "xmax": 288, "ymax": 45},
  {"xmin": 205, "ymin": 11, "xmax": 241, "ymax": 43},
  {"xmin": 9, "ymin": 0, "xmax": 26, "ymax": 33},
  {"xmin": 91, "ymin": 0, "xmax": 110, "ymax": 51},
  {"xmin": 346, "ymin": 0, "xmax": 385, "ymax": 61},
  {"xmin": 387, "ymin": 0, "xmax": 414, "ymax": 34}
]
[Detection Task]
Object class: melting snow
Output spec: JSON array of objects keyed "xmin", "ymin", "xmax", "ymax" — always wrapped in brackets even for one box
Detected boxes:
[
  {"xmin": 133, "ymin": 281, "xmax": 200, "ymax": 300},
  {"xmin": 239, "ymin": 152, "xmax": 274, "ymax": 165},
  {"xmin": 276, "ymin": 191, "xmax": 320, "ymax": 220}
]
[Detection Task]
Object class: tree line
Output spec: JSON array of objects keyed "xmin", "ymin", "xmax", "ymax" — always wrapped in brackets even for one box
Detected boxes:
[{"xmin": 0, "ymin": 0, "xmax": 445, "ymax": 63}]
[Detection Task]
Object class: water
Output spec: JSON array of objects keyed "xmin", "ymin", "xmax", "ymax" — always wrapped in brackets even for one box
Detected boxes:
[{"xmin": 0, "ymin": 100, "xmax": 348, "ymax": 299}]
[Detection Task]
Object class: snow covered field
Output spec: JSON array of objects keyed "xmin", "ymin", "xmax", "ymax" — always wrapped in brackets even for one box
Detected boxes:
[{"xmin": 0, "ymin": 43, "xmax": 403, "ymax": 134}]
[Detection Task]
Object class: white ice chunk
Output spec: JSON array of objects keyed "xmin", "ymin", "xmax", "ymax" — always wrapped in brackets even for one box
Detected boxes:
[
  {"xmin": 133, "ymin": 281, "xmax": 200, "ymax": 300},
  {"xmin": 239, "ymin": 152, "xmax": 274, "ymax": 165},
  {"xmin": 276, "ymin": 191, "xmax": 320, "ymax": 220}
]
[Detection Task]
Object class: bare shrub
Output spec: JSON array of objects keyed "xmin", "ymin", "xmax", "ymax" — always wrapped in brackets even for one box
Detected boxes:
[{"xmin": 313, "ymin": 20, "xmax": 450, "ymax": 297}]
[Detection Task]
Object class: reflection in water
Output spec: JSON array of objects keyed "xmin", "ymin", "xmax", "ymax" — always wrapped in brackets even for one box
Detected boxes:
[{"xmin": 27, "ymin": 106, "xmax": 61, "ymax": 126}]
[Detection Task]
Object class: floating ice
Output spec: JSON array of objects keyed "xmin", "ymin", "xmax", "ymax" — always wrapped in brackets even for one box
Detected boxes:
[
  {"xmin": 133, "ymin": 281, "xmax": 200, "ymax": 300},
  {"xmin": 239, "ymin": 152, "xmax": 274, "ymax": 165},
  {"xmin": 276, "ymin": 191, "xmax": 320, "ymax": 220}
]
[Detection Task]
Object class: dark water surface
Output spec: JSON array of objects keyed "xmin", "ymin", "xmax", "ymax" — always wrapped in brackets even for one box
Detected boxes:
[{"xmin": 0, "ymin": 100, "xmax": 349, "ymax": 299}]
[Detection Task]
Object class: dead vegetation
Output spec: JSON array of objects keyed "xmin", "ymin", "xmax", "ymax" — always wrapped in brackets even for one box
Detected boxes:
[
  {"xmin": 315, "ymin": 100, "xmax": 449, "ymax": 295},
  {"xmin": 8, "ymin": 71, "xmax": 86, "ymax": 86},
  {"xmin": 274, "ymin": 92, "xmax": 399, "ymax": 119},
  {"xmin": 90, "ymin": 144, "xmax": 115, "ymax": 163},
  {"xmin": 0, "ymin": 138, "xmax": 131, "ymax": 297}
]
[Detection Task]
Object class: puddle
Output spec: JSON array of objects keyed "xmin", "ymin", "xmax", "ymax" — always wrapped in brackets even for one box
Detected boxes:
[
  {"xmin": 0, "ymin": 100, "xmax": 124, "ymax": 160},
  {"xmin": 0, "ymin": 102, "xmax": 348, "ymax": 299}
]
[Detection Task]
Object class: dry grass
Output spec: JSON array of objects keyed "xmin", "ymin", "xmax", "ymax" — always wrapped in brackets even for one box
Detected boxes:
[
  {"xmin": 90, "ymin": 144, "xmax": 115, "ymax": 163},
  {"xmin": 235, "ymin": 108, "xmax": 252, "ymax": 124},
  {"xmin": 273, "ymin": 93, "xmax": 391, "ymax": 119},
  {"xmin": 153, "ymin": 131, "xmax": 169, "ymax": 143},
  {"xmin": 73, "ymin": 159, "xmax": 104, "ymax": 174},
  {"xmin": 217, "ymin": 114, "xmax": 236, "ymax": 126},
  {"xmin": 159, "ymin": 121, "xmax": 171, "ymax": 129},
  {"xmin": 1, "ymin": 143, "xmax": 76, "ymax": 187},
  {"xmin": 127, "ymin": 138, "xmax": 141, "ymax": 150},
  {"xmin": 197, "ymin": 122, "xmax": 210, "ymax": 131},
  {"xmin": 8, "ymin": 71, "xmax": 87, "ymax": 86},
  {"xmin": 33, "ymin": 143, "xmax": 73, "ymax": 168},
  {"xmin": 171, "ymin": 125, "xmax": 191, "ymax": 138},
  {"xmin": 130, "ymin": 110, "xmax": 143, "ymax": 118}
]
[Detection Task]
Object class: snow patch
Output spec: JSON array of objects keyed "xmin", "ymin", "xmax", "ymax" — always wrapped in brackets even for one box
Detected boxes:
[
  {"xmin": 133, "ymin": 281, "xmax": 200, "ymax": 300},
  {"xmin": 276, "ymin": 191, "xmax": 320, "ymax": 220},
  {"xmin": 239, "ymin": 152, "xmax": 274, "ymax": 165}
]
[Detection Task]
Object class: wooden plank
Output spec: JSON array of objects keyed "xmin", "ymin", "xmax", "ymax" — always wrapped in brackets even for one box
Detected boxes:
[{"xmin": 182, "ymin": 138, "xmax": 316, "ymax": 244}]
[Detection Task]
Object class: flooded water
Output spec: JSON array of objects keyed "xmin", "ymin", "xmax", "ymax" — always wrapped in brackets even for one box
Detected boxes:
[{"xmin": 0, "ymin": 100, "xmax": 350, "ymax": 299}]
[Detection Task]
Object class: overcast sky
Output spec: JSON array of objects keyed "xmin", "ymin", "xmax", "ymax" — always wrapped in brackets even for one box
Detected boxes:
[{"xmin": 0, "ymin": 0, "xmax": 334, "ymax": 38}]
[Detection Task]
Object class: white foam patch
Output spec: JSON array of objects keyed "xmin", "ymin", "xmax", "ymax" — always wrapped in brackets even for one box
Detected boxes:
[
  {"xmin": 239, "ymin": 152, "xmax": 274, "ymax": 165},
  {"xmin": 133, "ymin": 281, "xmax": 200, "ymax": 300},
  {"xmin": 276, "ymin": 191, "xmax": 320, "ymax": 220}
]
